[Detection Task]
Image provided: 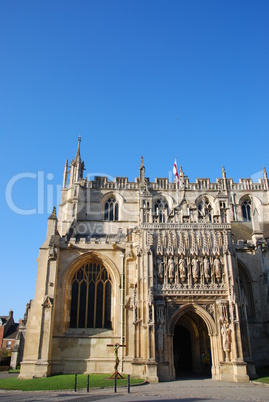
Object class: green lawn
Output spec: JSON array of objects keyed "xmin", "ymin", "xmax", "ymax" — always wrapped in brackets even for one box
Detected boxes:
[
  {"xmin": 254, "ymin": 367, "xmax": 269, "ymax": 385},
  {"xmin": 1, "ymin": 369, "xmax": 268, "ymax": 391},
  {"xmin": 0, "ymin": 373, "xmax": 144, "ymax": 391}
]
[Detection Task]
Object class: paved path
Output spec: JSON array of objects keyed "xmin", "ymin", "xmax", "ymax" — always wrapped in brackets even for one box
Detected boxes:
[{"xmin": 0, "ymin": 377, "xmax": 268, "ymax": 402}]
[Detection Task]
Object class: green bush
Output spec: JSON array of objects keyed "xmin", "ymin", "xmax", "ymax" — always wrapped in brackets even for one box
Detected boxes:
[
  {"xmin": 0, "ymin": 349, "xmax": 10, "ymax": 358},
  {"xmin": 0, "ymin": 357, "xmax": 10, "ymax": 367}
]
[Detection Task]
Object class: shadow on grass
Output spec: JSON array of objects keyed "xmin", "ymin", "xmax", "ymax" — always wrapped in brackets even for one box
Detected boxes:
[
  {"xmin": 254, "ymin": 366, "xmax": 269, "ymax": 385},
  {"xmin": 0, "ymin": 373, "xmax": 144, "ymax": 391}
]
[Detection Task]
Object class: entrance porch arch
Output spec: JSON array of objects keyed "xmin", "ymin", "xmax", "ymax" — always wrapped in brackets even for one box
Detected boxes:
[
  {"xmin": 169, "ymin": 304, "xmax": 216, "ymax": 336},
  {"xmin": 168, "ymin": 304, "xmax": 217, "ymax": 378}
]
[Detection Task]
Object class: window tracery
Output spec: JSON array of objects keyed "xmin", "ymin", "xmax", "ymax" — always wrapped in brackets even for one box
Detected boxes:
[
  {"xmin": 241, "ymin": 198, "xmax": 251, "ymax": 222},
  {"xmin": 154, "ymin": 198, "xmax": 169, "ymax": 223},
  {"xmin": 70, "ymin": 261, "xmax": 112, "ymax": 329},
  {"xmin": 104, "ymin": 197, "xmax": 119, "ymax": 221},
  {"xmin": 220, "ymin": 201, "xmax": 227, "ymax": 223}
]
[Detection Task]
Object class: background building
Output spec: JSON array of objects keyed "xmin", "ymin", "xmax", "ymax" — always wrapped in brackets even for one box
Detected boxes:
[
  {"xmin": 0, "ymin": 310, "xmax": 18, "ymax": 351},
  {"xmin": 20, "ymin": 138, "xmax": 269, "ymax": 382}
]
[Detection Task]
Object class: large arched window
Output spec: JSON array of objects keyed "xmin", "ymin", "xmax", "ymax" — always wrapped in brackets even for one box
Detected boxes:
[
  {"xmin": 70, "ymin": 261, "xmax": 112, "ymax": 329},
  {"xmin": 154, "ymin": 198, "xmax": 168, "ymax": 223},
  {"xmin": 104, "ymin": 197, "xmax": 119, "ymax": 221},
  {"xmin": 241, "ymin": 198, "xmax": 251, "ymax": 222}
]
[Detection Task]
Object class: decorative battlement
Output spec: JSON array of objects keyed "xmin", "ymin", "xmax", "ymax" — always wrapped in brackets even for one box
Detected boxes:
[
  {"xmin": 62, "ymin": 137, "xmax": 269, "ymax": 193},
  {"xmin": 69, "ymin": 175, "xmax": 268, "ymax": 192}
]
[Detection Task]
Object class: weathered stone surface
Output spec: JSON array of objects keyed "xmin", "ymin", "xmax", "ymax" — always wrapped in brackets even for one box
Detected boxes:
[{"xmin": 19, "ymin": 141, "xmax": 269, "ymax": 382}]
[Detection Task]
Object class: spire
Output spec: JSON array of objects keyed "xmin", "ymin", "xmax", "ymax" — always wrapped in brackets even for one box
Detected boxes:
[
  {"xmin": 178, "ymin": 166, "xmax": 186, "ymax": 192},
  {"xmin": 222, "ymin": 166, "xmax": 226, "ymax": 179},
  {"xmin": 263, "ymin": 166, "xmax": 268, "ymax": 190},
  {"xmin": 46, "ymin": 206, "xmax": 57, "ymax": 240},
  {"xmin": 69, "ymin": 136, "xmax": 84, "ymax": 186},
  {"xmin": 140, "ymin": 156, "xmax": 145, "ymax": 185},
  {"xmin": 48, "ymin": 206, "xmax": 57, "ymax": 220},
  {"xmin": 75, "ymin": 135, "xmax": 81, "ymax": 161},
  {"xmin": 221, "ymin": 166, "xmax": 228, "ymax": 192},
  {"xmin": 140, "ymin": 155, "xmax": 144, "ymax": 169},
  {"xmin": 62, "ymin": 159, "xmax": 69, "ymax": 188}
]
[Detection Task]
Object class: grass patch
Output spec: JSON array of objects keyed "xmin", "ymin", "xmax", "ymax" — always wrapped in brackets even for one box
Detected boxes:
[
  {"xmin": 254, "ymin": 367, "xmax": 269, "ymax": 385},
  {"xmin": 0, "ymin": 373, "xmax": 144, "ymax": 391}
]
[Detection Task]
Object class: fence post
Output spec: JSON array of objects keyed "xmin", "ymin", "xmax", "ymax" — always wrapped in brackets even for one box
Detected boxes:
[
  {"xmin": 74, "ymin": 374, "xmax": 77, "ymax": 392},
  {"xmin": 87, "ymin": 374, "xmax": 89, "ymax": 392},
  {"xmin": 114, "ymin": 374, "xmax": 117, "ymax": 393},
  {"xmin": 128, "ymin": 374, "xmax": 130, "ymax": 393}
]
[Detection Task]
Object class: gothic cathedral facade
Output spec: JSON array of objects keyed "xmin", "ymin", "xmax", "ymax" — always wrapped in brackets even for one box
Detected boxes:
[{"xmin": 20, "ymin": 138, "xmax": 269, "ymax": 382}]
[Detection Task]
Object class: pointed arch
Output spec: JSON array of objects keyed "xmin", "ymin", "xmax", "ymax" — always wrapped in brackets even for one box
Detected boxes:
[
  {"xmin": 195, "ymin": 195, "xmax": 215, "ymax": 222},
  {"xmin": 103, "ymin": 197, "xmax": 119, "ymax": 221},
  {"xmin": 169, "ymin": 304, "xmax": 216, "ymax": 336},
  {"xmin": 153, "ymin": 195, "xmax": 170, "ymax": 223},
  {"xmin": 61, "ymin": 251, "xmax": 120, "ymax": 287},
  {"xmin": 61, "ymin": 252, "xmax": 120, "ymax": 332},
  {"xmin": 238, "ymin": 194, "xmax": 263, "ymax": 223}
]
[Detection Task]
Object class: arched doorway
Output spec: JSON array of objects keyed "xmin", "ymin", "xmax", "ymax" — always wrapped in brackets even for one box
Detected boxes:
[
  {"xmin": 173, "ymin": 310, "xmax": 212, "ymax": 378},
  {"xmin": 173, "ymin": 325, "xmax": 192, "ymax": 375}
]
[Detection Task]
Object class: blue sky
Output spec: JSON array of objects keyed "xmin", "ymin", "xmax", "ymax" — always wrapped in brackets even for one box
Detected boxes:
[{"xmin": 0, "ymin": 0, "xmax": 268, "ymax": 321}]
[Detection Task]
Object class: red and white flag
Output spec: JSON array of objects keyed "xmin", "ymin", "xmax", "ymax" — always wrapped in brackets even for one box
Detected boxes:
[{"xmin": 173, "ymin": 158, "xmax": 179, "ymax": 184}]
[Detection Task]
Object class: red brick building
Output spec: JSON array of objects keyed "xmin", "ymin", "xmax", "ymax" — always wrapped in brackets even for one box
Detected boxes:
[{"xmin": 0, "ymin": 310, "xmax": 19, "ymax": 351}]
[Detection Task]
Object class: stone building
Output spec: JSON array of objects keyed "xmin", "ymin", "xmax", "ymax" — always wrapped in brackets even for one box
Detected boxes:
[
  {"xmin": 20, "ymin": 137, "xmax": 269, "ymax": 382},
  {"xmin": 10, "ymin": 305, "xmax": 29, "ymax": 369}
]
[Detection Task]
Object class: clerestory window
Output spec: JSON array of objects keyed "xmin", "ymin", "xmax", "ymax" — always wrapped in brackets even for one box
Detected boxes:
[
  {"xmin": 70, "ymin": 261, "xmax": 112, "ymax": 329},
  {"xmin": 104, "ymin": 197, "xmax": 119, "ymax": 221},
  {"xmin": 154, "ymin": 198, "xmax": 168, "ymax": 223},
  {"xmin": 241, "ymin": 198, "xmax": 251, "ymax": 222}
]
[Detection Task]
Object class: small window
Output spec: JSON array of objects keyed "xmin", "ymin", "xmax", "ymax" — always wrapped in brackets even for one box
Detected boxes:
[
  {"xmin": 198, "ymin": 198, "xmax": 212, "ymax": 222},
  {"xmin": 154, "ymin": 198, "xmax": 168, "ymax": 223},
  {"xmin": 6, "ymin": 341, "xmax": 12, "ymax": 349},
  {"xmin": 242, "ymin": 199, "xmax": 251, "ymax": 222},
  {"xmin": 220, "ymin": 201, "xmax": 227, "ymax": 223},
  {"xmin": 104, "ymin": 197, "xmax": 119, "ymax": 221}
]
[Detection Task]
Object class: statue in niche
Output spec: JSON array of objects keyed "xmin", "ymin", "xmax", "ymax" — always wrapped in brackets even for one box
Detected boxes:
[
  {"xmin": 148, "ymin": 305, "xmax": 153, "ymax": 323},
  {"xmin": 131, "ymin": 285, "xmax": 138, "ymax": 324},
  {"xmin": 217, "ymin": 301, "xmax": 229, "ymax": 324},
  {"xmin": 157, "ymin": 258, "xmax": 164, "ymax": 282},
  {"xmin": 240, "ymin": 287, "xmax": 248, "ymax": 321},
  {"xmin": 168, "ymin": 257, "xmax": 175, "ymax": 283},
  {"xmin": 192, "ymin": 256, "xmax": 200, "ymax": 282},
  {"xmin": 203, "ymin": 256, "xmax": 210, "ymax": 283},
  {"xmin": 157, "ymin": 324, "xmax": 164, "ymax": 354},
  {"xmin": 213, "ymin": 256, "xmax": 222, "ymax": 283},
  {"xmin": 182, "ymin": 202, "xmax": 188, "ymax": 216},
  {"xmin": 221, "ymin": 322, "xmax": 231, "ymax": 362},
  {"xmin": 179, "ymin": 255, "xmax": 187, "ymax": 282}
]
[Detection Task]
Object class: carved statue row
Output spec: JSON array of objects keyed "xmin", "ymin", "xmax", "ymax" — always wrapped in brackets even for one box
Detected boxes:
[
  {"xmin": 151, "ymin": 229, "xmax": 229, "ymax": 258},
  {"xmin": 155, "ymin": 255, "xmax": 223, "ymax": 285}
]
